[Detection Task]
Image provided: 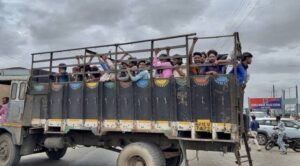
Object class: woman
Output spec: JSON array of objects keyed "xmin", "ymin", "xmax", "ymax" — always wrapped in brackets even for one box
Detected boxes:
[{"xmin": 153, "ymin": 48, "xmax": 173, "ymax": 78}]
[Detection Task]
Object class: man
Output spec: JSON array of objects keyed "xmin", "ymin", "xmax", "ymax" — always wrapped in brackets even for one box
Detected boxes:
[
  {"xmin": 0, "ymin": 97, "xmax": 9, "ymax": 123},
  {"xmin": 56, "ymin": 63, "xmax": 69, "ymax": 82},
  {"xmin": 203, "ymin": 50, "xmax": 223, "ymax": 75},
  {"xmin": 275, "ymin": 116, "xmax": 287, "ymax": 155},
  {"xmin": 231, "ymin": 52, "xmax": 253, "ymax": 87},
  {"xmin": 249, "ymin": 115, "xmax": 261, "ymax": 151},
  {"xmin": 188, "ymin": 37, "xmax": 207, "ymax": 75}
]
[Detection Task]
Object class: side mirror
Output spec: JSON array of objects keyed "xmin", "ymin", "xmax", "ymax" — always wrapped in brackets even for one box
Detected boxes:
[{"xmin": 294, "ymin": 125, "xmax": 300, "ymax": 129}]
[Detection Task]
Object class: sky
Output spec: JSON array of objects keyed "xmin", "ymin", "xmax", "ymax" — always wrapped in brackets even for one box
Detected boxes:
[{"xmin": 0, "ymin": 0, "xmax": 299, "ymax": 107}]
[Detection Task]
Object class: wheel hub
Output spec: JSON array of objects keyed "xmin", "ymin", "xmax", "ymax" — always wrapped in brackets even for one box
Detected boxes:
[
  {"xmin": 0, "ymin": 140, "xmax": 9, "ymax": 161},
  {"xmin": 128, "ymin": 156, "xmax": 146, "ymax": 166}
]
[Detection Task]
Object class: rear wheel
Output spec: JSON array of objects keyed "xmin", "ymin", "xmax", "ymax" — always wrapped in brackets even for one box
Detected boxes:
[
  {"xmin": 117, "ymin": 142, "xmax": 166, "ymax": 166},
  {"xmin": 257, "ymin": 133, "xmax": 268, "ymax": 145},
  {"xmin": 46, "ymin": 147, "xmax": 67, "ymax": 160},
  {"xmin": 0, "ymin": 133, "xmax": 21, "ymax": 166},
  {"xmin": 265, "ymin": 141, "xmax": 275, "ymax": 151}
]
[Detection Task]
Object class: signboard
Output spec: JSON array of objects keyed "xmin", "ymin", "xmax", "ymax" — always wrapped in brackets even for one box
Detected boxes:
[{"xmin": 249, "ymin": 98, "xmax": 282, "ymax": 109}]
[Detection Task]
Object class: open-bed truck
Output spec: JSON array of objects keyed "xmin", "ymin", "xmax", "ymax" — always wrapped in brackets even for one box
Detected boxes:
[{"xmin": 0, "ymin": 33, "xmax": 252, "ymax": 166}]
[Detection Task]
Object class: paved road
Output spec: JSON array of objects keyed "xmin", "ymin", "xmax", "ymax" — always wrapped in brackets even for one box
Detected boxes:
[{"xmin": 20, "ymin": 145, "xmax": 300, "ymax": 166}]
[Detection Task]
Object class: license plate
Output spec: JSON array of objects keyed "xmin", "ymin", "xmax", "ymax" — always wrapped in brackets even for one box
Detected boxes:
[{"xmin": 195, "ymin": 120, "xmax": 211, "ymax": 132}]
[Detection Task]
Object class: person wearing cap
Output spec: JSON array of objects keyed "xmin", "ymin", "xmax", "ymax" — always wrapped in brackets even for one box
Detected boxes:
[
  {"xmin": 248, "ymin": 115, "xmax": 261, "ymax": 151},
  {"xmin": 153, "ymin": 48, "xmax": 173, "ymax": 78},
  {"xmin": 230, "ymin": 52, "xmax": 253, "ymax": 87},
  {"xmin": 57, "ymin": 63, "xmax": 69, "ymax": 82}
]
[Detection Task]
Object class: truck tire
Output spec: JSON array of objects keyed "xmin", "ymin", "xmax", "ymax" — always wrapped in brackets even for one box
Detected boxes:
[
  {"xmin": 117, "ymin": 142, "xmax": 166, "ymax": 166},
  {"xmin": 46, "ymin": 147, "xmax": 67, "ymax": 160},
  {"xmin": 0, "ymin": 133, "xmax": 21, "ymax": 166}
]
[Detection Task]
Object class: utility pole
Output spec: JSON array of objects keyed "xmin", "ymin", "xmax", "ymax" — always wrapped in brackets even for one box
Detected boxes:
[
  {"xmin": 282, "ymin": 90, "xmax": 285, "ymax": 116},
  {"xmin": 273, "ymin": 85, "xmax": 275, "ymax": 97},
  {"xmin": 296, "ymin": 85, "xmax": 299, "ymax": 115}
]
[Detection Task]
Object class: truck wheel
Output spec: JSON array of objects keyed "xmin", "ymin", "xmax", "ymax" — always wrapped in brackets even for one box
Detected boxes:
[
  {"xmin": 117, "ymin": 142, "xmax": 166, "ymax": 166},
  {"xmin": 0, "ymin": 133, "xmax": 21, "ymax": 166},
  {"xmin": 46, "ymin": 147, "xmax": 67, "ymax": 160}
]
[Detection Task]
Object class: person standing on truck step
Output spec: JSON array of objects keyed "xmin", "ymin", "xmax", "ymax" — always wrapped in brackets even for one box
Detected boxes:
[
  {"xmin": 188, "ymin": 37, "xmax": 207, "ymax": 75},
  {"xmin": 248, "ymin": 115, "xmax": 261, "ymax": 151},
  {"xmin": 275, "ymin": 115, "xmax": 287, "ymax": 155},
  {"xmin": 56, "ymin": 63, "xmax": 69, "ymax": 82},
  {"xmin": 0, "ymin": 97, "xmax": 9, "ymax": 123},
  {"xmin": 153, "ymin": 48, "xmax": 173, "ymax": 78},
  {"xmin": 230, "ymin": 52, "xmax": 253, "ymax": 88},
  {"xmin": 126, "ymin": 60, "xmax": 150, "ymax": 82}
]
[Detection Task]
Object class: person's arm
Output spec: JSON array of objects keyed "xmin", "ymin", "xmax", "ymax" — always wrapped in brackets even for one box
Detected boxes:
[
  {"xmin": 153, "ymin": 48, "xmax": 160, "ymax": 67},
  {"xmin": 166, "ymin": 47, "xmax": 171, "ymax": 56},
  {"xmin": 127, "ymin": 68, "xmax": 146, "ymax": 82},
  {"xmin": 188, "ymin": 37, "xmax": 198, "ymax": 64},
  {"xmin": 76, "ymin": 56, "xmax": 81, "ymax": 65},
  {"xmin": 120, "ymin": 53, "xmax": 129, "ymax": 61},
  {"xmin": 206, "ymin": 71, "xmax": 218, "ymax": 76},
  {"xmin": 174, "ymin": 65, "xmax": 186, "ymax": 77}
]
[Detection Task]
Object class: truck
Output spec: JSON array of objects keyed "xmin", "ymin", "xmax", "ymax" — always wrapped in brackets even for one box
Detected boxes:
[{"xmin": 0, "ymin": 33, "xmax": 252, "ymax": 166}]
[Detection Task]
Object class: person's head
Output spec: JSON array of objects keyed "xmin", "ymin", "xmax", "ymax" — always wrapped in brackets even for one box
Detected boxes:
[
  {"xmin": 128, "ymin": 57, "xmax": 138, "ymax": 67},
  {"xmin": 90, "ymin": 66, "xmax": 100, "ymax": 78},
  {"xmin": 138, "ymin": 60, "xmax": 147, "ymax": 68},
  {"xmin": 266, "ymin": 109, "xmax": 271, "ymax": 115},
  {"xmin": 207, "ymin": 50, "xmax": 218, "ymax": 63},
  {"xmin": 251, "ymin": 115, "xmax": 256, "ymax": 120},
  {"xmin": 2, "ymin": 97, "xmax": 9, "ymax": 104},
  {"xmin": 276, "ymin": 115, "xmax": 281, "ymax": 122},
  {"xmin": 101, "ymin": 54, "xmax": 108, "ymax": 60},
  {"xmin": 241, "ymin": 52, "xmax": 253, "ymax": 65},
  {"xmin": 58, "ymin": 63, "xmax": 67, "ymax": 74},
  {"xmin": 193, "ymin": 52, "xmax": 207, "ymax": 64},
  {"xmin": 121, "ymin": 62, "xmax": 130, "ymax": 69},
  {"xmin": 172, "ymin": 54, "xmax": 183, "ymax": 66},
  {"xmin": 159, "ymin": 54, "xmax": 171, "ymax": 63}
]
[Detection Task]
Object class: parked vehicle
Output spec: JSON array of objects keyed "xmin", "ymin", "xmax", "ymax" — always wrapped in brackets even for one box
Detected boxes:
[
  {"xmin": 256, "ymin": 118, "xmax": 300, "ymax": 145},
  {"xmin": 265, "ymin": 129, "xmax": 300, "ymax": 152},
  {"xmin": 249, "ymin": 111, "xmax": 268, "ymax": 119},
  {"xmin": 0, "ymin": 33, "xmax": 252, "ymax": 166}
]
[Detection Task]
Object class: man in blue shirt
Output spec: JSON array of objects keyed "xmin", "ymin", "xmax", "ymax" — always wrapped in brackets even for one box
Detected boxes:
[
  {"xmin": 57, "ymin": 63, "xmax": 69, "ymax": 82},
  {"xmin": 231, "ymin": 52, "xmax": 253, "ymax": 87},
  {"xmin": 249, "ymin": 115, "xmax": 261, "ymax": 151}
]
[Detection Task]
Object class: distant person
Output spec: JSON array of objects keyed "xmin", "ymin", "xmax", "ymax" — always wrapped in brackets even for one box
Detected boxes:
[
  {"xmin": 188, "ymin": 37, "xmax": 207, "ymax": 75},
  {"xmin": 249, "ymin": 115, "xmax": 261, "ymax": 151},
  {"xmin": 0, "ymin": 97, "xmax": 9, "ymax": 123},
  {"xmin": 126, "ymin": 60, "xmax": 150, "ymax": 82},
  {"xmin": 275, "ymin": 116, "xmax": 287, "ymax": 155},
  {"xmin": 231, "ymin": 52, "xmax": 253, "ymax": 88},
  {"xmin": 56, "ymin": 63, "xmax": 69, "ymax": 82},
  {"xmin": 266, "ymin": 109, "xmax": 271, "ymax": 117},
  {"xmin": 153, "ymin": 48, "xmax": 173, "ymax": 78}
]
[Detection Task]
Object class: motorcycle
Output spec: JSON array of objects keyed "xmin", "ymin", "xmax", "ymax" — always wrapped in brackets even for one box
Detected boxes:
[{"xmin": 265, "ymin": 129, "xmax": 300, "ymax": 152}]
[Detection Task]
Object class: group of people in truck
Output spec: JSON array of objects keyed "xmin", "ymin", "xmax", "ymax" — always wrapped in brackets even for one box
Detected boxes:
[{"xmin": 55, "ymin": 37, "xmax": 253, "ymax": 86}]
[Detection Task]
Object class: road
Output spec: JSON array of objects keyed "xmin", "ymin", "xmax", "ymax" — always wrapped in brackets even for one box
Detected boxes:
[{"xmin": 19, "ymin": 145, "xmax": 300, "ymax": 166}]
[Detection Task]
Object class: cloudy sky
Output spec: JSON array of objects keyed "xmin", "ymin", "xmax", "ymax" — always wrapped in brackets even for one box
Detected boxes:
[{"xmin": 0, "ymin": 0, "xmax": 299, "ymax": 106}]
